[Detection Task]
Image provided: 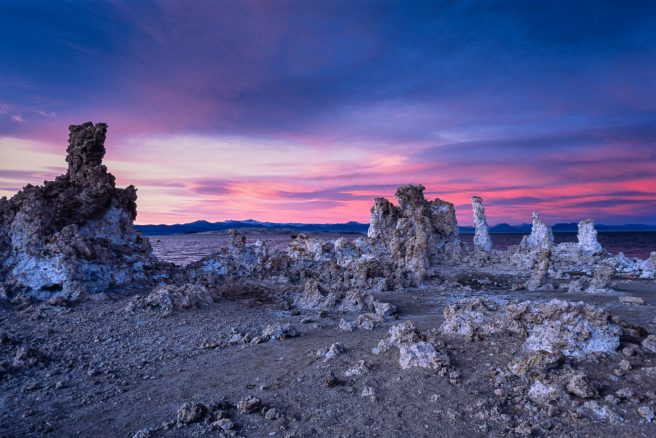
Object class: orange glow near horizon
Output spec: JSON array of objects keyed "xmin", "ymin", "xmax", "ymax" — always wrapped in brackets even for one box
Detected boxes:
[{"xmin": 2, "ymin": 132, "xmax": 654, "ymax": 227}]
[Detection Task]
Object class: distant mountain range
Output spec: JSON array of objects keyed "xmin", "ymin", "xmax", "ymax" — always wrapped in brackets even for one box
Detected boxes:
[{"xmin": 134, "ymin": 219, "xmax": 656, "ymax": 236}]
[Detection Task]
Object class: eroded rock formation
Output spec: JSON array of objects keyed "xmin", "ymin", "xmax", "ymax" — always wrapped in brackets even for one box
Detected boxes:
[
  {"xmin": 0, "ymin": 122, "xmax": 156, "ymax": 301},
  {"xmin": 520, "ymin": 212, "xmax": 554, "ymax": 251},
  {"xmin": 471, "ymin": 196, "xmax": 492, "ymax": 252},
  {"xmin": 2, "ymin": 122, "xmax": 654, "ymax": 310},
  {"xmin": 440, "ymin": 298, "xmax": 622, "ymax": 358},
  {"xmin": 577, "ymin": 219, "xmax": 602, "ymax": 255},
  {"xmin": 368, "ymin": 184, "xmax": 459, "ymax": 286}
]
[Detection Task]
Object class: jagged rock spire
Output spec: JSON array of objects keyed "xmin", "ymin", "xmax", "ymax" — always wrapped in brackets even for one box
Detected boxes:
[
  {"xmin": 66, "ymin": 122, "xmax": 108, "ymax": 177},
  {"xmin": 471, "ymin": 196, "xmax": 492, "ymax": 252},
  {"xmin": 522, "ymin": 211, "xmax": 554, "ymax": 251}
]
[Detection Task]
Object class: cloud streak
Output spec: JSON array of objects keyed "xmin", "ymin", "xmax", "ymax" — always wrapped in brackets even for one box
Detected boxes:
[{"xmin": 0, "ymin": 1, "xmax": 654, "ymax": 224}]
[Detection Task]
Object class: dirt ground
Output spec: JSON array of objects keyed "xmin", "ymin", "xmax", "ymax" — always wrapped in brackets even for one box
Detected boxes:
[{"xmin": 1, "ymin": 277, "xmax": 655, "ymax": 437}]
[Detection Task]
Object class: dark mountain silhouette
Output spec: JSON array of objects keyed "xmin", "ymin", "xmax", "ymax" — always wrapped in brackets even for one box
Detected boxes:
[{"xmin": 135, "ymin": 220, "xmax": 656, "ymax": 236}]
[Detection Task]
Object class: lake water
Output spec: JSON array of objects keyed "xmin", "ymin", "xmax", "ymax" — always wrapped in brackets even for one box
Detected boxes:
[
  {"xmin": 149, "ymin": 231, "xmax": 656, "ymax": 266},
  {"xmin": 459, "ymin": 232, "xmax": 656, "ymax": 260}
]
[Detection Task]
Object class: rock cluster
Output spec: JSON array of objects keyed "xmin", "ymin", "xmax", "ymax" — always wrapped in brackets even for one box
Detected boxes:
[
  {"xmin": 127, "ymin": 283, "xmax": 215, "ymax": 316},
  {"xmin": 0, "ymin": 122, "xmax": 157, "ymax": 301},
  {"xmin": 440, "ymin": 298, "xmax": 622, "ymax": 358}
]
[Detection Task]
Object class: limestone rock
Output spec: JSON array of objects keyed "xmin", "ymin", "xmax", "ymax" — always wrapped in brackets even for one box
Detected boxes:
[
  {"xmin": 261, "ymin": 323, "xmax": 298, "ymax": 340},
  {"xmin": 587, "ymin": 265, "xmax": 615, "ymax": 293},
  {"xmin": 294, "ymin": 279, "xmax": 377, "ymax": 313},
  {"xmin": 189, "ymin": 230, "xmax": 269, "ymax": 283},
  {"xmin": 567, "ymin": 278, "xmax": 590, "ymax": 293},
  {"xmin": 471, "ymin": 196, "xmax": 492, "ymax": 252},
  {"xmin": 642, "ymin": 335, "xmax": 656, "ymax": 353},
  {"xmin": 375, "ymin": 321, "xmax": 450, "ymax": 372},
  {"xmin": 619, "ymin": 296, "xmax": 645, "ymax": 305},
  {"xmin": 237, "ymin": 396, "xmax": 261, "ymax": 414},
  {"xmin": 520, "ymin": 212, "xmax": 554, "ymax": 251},
  {"xmin": 528, "ymin": 380, "xmax": 561, "ymax": 404},
  {"xmin": 367, "ymin": 184, "xmax": 459, "ymax": 287},
  {"xmin": 441, "ymin": 298, "xmax": 621, "ymax": 358},
  {"xmin": 638, "ymin": 405, "xmax": 655, "ymax": 422},
  {"xmin": 566, "ymin": 372, "xmax": 597, "ymax": 398},
  {"xmin": 177, "ymin": 402, "xmax": 206, "ymax": 424},
  {"xmin": 637, "ymin": 252, "xmax": 656, "ymax": 279},
  {"xmin": 398, "ymin": 341, "xmax": 449, "ymax": 371},
  {"xmin": 0, "ymin": 122, "xmax": 156, "ymax": 300},
  {"xmin": 344, "ymin": 359, "xmax": 370, "ymax": 377},
  {"xmin": 525, "ymin": 250, "xmax": 551, "ymax": 290},
  {"xmin": 577, "ymin": 219, "xmax": 602, "ymax": 254},
  {"xmin": 129, "ymin": 284, "xmax": 214, "ymax": 317}
]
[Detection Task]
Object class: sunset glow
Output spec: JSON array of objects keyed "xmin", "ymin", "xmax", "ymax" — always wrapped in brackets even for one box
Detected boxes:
[{"xmin": 1, "ymin": 1, "xmax": 654, "ymax": 225}]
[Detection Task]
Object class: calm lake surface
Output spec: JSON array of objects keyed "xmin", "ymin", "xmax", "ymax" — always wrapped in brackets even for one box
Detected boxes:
[{"xmin": 149, "ymin": 231, "xmax": 656, "ymax": 266}]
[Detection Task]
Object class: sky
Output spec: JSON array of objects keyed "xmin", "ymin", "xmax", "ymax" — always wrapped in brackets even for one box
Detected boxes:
[{"xmin": 0, "ymin": 0, "xmax": 655, "ymax": 226}]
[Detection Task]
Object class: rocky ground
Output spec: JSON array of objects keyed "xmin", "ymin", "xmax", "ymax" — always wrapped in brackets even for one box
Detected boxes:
[
  {"xmin": 2, "ymin": 123, "xmax": 656, "ymax": 437},
  {"xmin": 1, "ymin": 279, "xmax": 654, "ymax": 437}
]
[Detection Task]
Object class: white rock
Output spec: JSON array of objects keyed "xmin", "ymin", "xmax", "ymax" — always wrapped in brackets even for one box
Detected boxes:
[
  {"xmin": 398, "ymin": 341, "xmax": 449, "ymax": 370},
  {"xmin": 577, "ymin": 219, "xmax": 602, "ymax": 254},
  {"xmin": 528, "ymin": 380, "xmax": 561, "ymax": 404},
  {"xmin": 521, "ymin": 212, "xmax": 554, "ymax": 251},
  {"xmin": 471, "ymin": 196, "xmax": 492, "ymax": 252}
]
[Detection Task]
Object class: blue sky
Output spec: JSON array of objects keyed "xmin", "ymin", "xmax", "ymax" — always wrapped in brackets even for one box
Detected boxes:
[{"xmin": 1, "ymin": 0, "xmax": 655, "ymax": 224}]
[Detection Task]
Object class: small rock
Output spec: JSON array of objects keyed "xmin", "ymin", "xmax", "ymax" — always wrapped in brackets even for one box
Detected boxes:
[
  {"xmin": 338, "ymin": 319, "xmax": 355, "ymax": 332},
  {"xmin": 356, "ymin": 313, "xmax": 383, "ymax": 330},
  {"xmin": 637, "ymin": 405, "xmax": 654, "ymax": 422},
  {"xmin": 398, "ymin": 341, "xmax": 449, "ymax": 371},
  {"xmin": 237, "ymin": 396, "xmax": 262, "ymax": 414},
  {"xmin": 619, "ymin": 359, "xmax": 632, "ymax": 371},
  {"xmin": 261, "ymin": 323, "xmax": 298, "ymax": 341},
  {"xmin": 344, "ymin": 360, "xmax": 369, "ymax": 377},
  {"xmin": 12, "ymin": 347, "xmax": 48, "ymax": 369},
  {"xmin": 132, "ymin": 428, "xmax": 154, "ymax": 438},
  {"xmin": 177, "ymin": 402, "xmax": 206, "ymax": 424},
  {"xmin": 619, "ymin": 296, "xmax": 645, "ymax": 305},
  {"xmin": 264, "ymin": 407, "xmax": 280, "ymax": 421},
  {"xmin": 214, "ymin": 418, "xmax": 235, "ymax": 430},
  {"xmin": 642, "ymin": 335, "xmax": 656, "ymax": 353},
  {"xmin": 361, "ymin": 386, "xmax": 376, "ymax": 401},
  {"xmin": 324, "ymin": 372, "xmax": 340, "ymax": 388},
  {"xmin": 200, "ymin": 339, "xmax": 219, "ymax": 349},
  {"xmin": 324, "ymin": 343, "xmax": 344, "ymax": 361},
  {"xmin": 528, "ymin": 380, "xmax": 561, "ymax": 405},
  {"xmin": 566, "ymin": 372, "xmax": 597, "ymax": 398},
  {"xmin": 373, "ymin": 300, "xmax": 397, "ymax": 317},
  {"xmin": 622, "ymin": 344, "xmax": 640, "ymax": 356},
  {"xmin": 583, "ymin": 400, "xmax": 623, "ymax": 424},
  {"xmin": 615, "ymin": 388, "xmax": 635, "ymax": 399}
]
